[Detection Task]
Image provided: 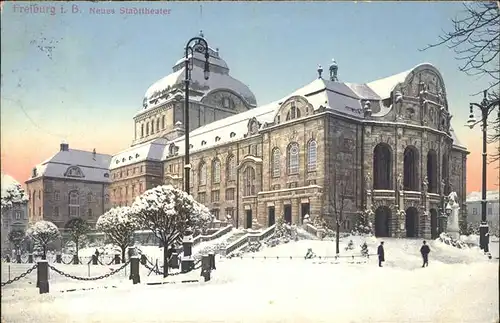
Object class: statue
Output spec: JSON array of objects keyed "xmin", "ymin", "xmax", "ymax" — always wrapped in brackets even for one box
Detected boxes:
[
  {"xmin": 440, "ymin": 179, "xmax": 446, "ymax": 194},
  {"xmin": 364, "ymin": 172, "xmax": 371, "ymax": 191},
  {"xmin": 397, "ymin": 174, "xmax": 404, "ymax": 191},
  {"xmin": 446, "ymin": 191, "xmax": 460, "ymax": 239},
  {"xmin": 422, "ymin": 176, "xmax": 429, "ymax": 193}
]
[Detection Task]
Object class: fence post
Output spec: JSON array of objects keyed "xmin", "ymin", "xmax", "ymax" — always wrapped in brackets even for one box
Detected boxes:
[
  {"xmin": 8, "ymin": 265, "xmax": 11, "ymax": 281},
  {"xmin": 92, "ymin": 254, "xmax": 98, "ymax": 265},
  {"xmin": 114, "ymin": 254, "xmax": 120, "ymax": 264},
  {"xmin": 56, "ymin": 254, "xmax": 62, "ymax": 263},
  {"xmin": 28, "ymin": 254, "xmax": 34, "ymax": 263},
  {"xmin": 72, "ymin": 255, "xmax": 79, "ymax": 265},
  {"xmin": 37, "ymin": 260, "xmax": 49, "ymax": 294},
  {"xmin": 208, "ymin": 252, "xmax": 216, "ymax": 270},
  {"xmin": 16, "ymin": 254, "xmax": 21, "ymax": 263},
  {"xmin": 181, "ymin": 234, "xmax": 194, "ymax": 273},
  {"xmin": 200, "ymin": 255, "xmax": 211, "ymax": 282},
  {"xmin": 5, "ymin": 255, "xmax": 10, "ymax": 263},
  {"xmin": 130, "ymin": 256, "xmax": 140, "ymax": 284}
]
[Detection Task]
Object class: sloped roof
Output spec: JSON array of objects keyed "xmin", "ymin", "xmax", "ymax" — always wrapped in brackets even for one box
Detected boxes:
[
  {"xmin": 449, "ymin": 126, "xmax": 467, "ymax": 150},
  {"xmin": 110, "ymin": 138, "xmax": 168, "ymax": 170},
  {"xmin": 30, "ymin": 149, "xmax": 112, "ymax": 183},
  {"xmin": 466, "ymin": 190, "xmax": 499, "ymax": 202}
]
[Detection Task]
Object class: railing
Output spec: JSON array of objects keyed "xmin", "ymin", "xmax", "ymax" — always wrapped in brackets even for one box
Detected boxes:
[
  {"xmin": 304, "ymin": 223, "xmax": 319, "ymax": 236},
  {"xmin": 222, "ymin": 224, "xmax": 277, "ymax": 256},
  {"xmin": 193, "ymin": 225, "xmax": 233, "ymax": 245}
]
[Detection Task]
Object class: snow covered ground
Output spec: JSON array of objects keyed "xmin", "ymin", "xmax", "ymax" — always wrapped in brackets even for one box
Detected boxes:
[{"xmin": 1, "ymin": 236, "xmax": 498, "ymax": 323}]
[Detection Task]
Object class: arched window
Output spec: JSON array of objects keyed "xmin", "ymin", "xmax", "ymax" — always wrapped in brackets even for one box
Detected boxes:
[
  {"xmin": 287, "ymin": 142, "xmax": 300, "ymax": 175},
  {"xmin": 199, "ymin": 162, "xmax": 207, "ymax": 186},
  {"xmin": 373, "ymin": 143, "xmax": 392, "ymax": 189},
  {"xmin": 87, "ymin": 193, "xmax": 92, "ymax": 203},
  {"xmin": 151, "ymin": 120, "xmax": 155, "ymax": 134},
  {"xmin": 156, "ymin": 119, "xmax": 160, "ymax": 132},
  {"xmin": 272, "ymin": 148, "xmax": 281, "ymax": 177},
  {"xmin": 403, "ymin": 146, "xmax": 419, "ymax": 191},
  {"xmin": 162, "ymin": 115, "xmax": 165, "ymax": 129},
  {"xmin": 307, "ymin": 140, "xmax": 317, "ymax": 172},
  {"xmin": 427, "ymin": 150, "xmax": 438, "ymax": 193},
  {"xmin": 226, "ymin": 155, "xmax": 236, "ymax": 181},
  {"xmin": 442, "ymin": 153, "xmax": 449, "ymax": 194},
  {"xmin": 87, "ymin": 208, "xmax": 93, "ymax": 217},
  {"xmin": 69, "ymin": 191, "xmax": 79, "ymax": 217},
  {"xmin": 243, "ymin": 167, "xmax": 256, "ymax": 196},
  {"xmin": 141, "ymin": 123, "xmax": 144, "ymax": 137},
  {"xmin": 146, "ymin": 123, "xmax": 149, "ymax": 135},
  {"xmin": 286, "ymin": 103, "xmax": 301, "ymax": 121},
  {"xmin": 212, "ymin": 159, "xmax": 221, "ymax": 184}
]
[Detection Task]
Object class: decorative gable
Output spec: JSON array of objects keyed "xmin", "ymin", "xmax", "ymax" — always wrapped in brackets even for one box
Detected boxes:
[{"xmin": 64, "ymin": 166, "xmax": 85, "ymax": 178}]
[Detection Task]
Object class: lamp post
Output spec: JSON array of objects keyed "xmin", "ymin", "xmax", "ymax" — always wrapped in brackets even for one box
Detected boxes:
[
  {"xmin": 183, "ymin": 31, "xmax": 210, "ymax": 195},
  {"xmin": 466, "ymin": 90, "xmax": 500, "ymax": 252}
]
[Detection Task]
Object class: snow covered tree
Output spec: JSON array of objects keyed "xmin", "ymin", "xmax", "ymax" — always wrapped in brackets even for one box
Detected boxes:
[
  {"xmin": 353, "ymin": 209, "xmax": 374, "ymax": 236},
  {"xmin": 96, "ymin": 206, "xmax": 138, "ymax": 263},
  {"xmin": 360, "ymin": 242, "xmax": 369, "ymax": 257},
  {"xmin": 131, "ymin": 185, "xmax": 213, "ymax": 277},
  {"xmin": 8, "ymin": 228, "xmax": 25, "ymax": 254},
  {"xmin": 64, "ymin": 218, "xmax": 90, "ymax": 259},
  {"xmin": 27, "ymin": 221, "xmax": 61, "ymax": 259},
  {"xmin": 1, "ymin": 184, "xmax": 28, "ymax": 210}
]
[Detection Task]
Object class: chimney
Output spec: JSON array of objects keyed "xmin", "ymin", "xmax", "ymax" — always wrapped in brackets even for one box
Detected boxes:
[{"xmin": 60, "ymin": 141, "xmax": 69, "ymax": 151}]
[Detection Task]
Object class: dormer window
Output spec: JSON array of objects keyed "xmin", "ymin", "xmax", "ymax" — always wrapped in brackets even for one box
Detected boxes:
[
  {"xmin": 122, "ymin": 158, "xmax": 126, "ymax": 162},
  {"xmin": 65, "ymin": 166, "xmax": 84, "ymax": 178},
  {"xmin": 104, "ymin": 173, "xmax": 109, "ymax": 178},
  {"xmin": 215, "ymin": 136, "xmax": 221, "ymax": 142},
  {"xmin": 286, "ymin": 103, "xmax": 301, "ymax": 121},
  {"xmin": 135, "ymin": 153, "xmax": 140, "ymax": 158},
  {"xmin": 201, "ymin": 140, "xmax": 207, "ymax": 146},
  {"xmin": 115, "ymin": 160, "xmax": 119, "ymax": 164},
  {"xmin": 230, "ymin": 132, "xmax": 236, "ymax": 138},
  {"xmin": 129, "ymin": 156, "xmax": 133, "ymax": 160},
  {"xmin": 189, "ymin": 144, "xmax": 194, "ymax": 149},
  {"xmin": 32, "ymin": 167, "xmax": 37, "ymax": 178}
]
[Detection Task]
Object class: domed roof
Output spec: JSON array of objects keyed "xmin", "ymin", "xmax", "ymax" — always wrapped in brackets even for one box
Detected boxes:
[{"xmin": 141, "ymin": 41, "xmax": 256, "ymax": 112}]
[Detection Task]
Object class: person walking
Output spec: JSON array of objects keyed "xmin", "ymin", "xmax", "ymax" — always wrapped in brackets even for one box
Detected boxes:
[
  {"xmin": 377, "ymin": 241, "xmax": 385, "ymax": 267},
  {"xmin": 420, "ymin": 240, "xmax": 430, "ymax": 267}
]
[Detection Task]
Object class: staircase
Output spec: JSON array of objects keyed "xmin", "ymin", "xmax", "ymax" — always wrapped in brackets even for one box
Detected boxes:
[{"xmin": 225, "ymin": 232, "xmax": 247, "ymax": 245}]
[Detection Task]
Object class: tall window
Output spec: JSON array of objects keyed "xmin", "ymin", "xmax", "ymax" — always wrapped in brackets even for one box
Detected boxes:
[
  {"xmin": 151, "ymin": 120, "xmax": 155, "ymax": 133},
  {"xmin": 146, "ymin": 123, "xmax": 149, "ymax": 136},
  {"xmin": 141, "ymin": 124, "xmax": 144, "ymax": 137},
  {"xmin": 156, "ymin": 119, "xmax": 160, "ymax": 132},
  {"xmin": 162, "ymin": 115, "xmax": 165, "ymax": 129},
  {"xmin": 87, "ymin": 193, "xmax": 92, "ymax": 203},
  {"xmin": 211, "ymin": 190, "xmax": 220, "ymax": 202},
  {"xmin": 226, "ymin": 155, "xmax": 236, "ymax": 181},
  {"xmin": 307, "ymin": 140, "xmax": 317, "ymax": 172},
  {"xmin": 198, "ymin": 192, "xmax": 206, "ymax": 203},
  {"xmin": 225, "ymin": 188, "xmax": 235, "ymax": 201},
  {"xmin": 87, "ymin": 208, "xmax": 93, "ymax": 217},
  {"xmin": 286, "ymin": 103, "xmax": 301, "ymax": 121},
  {"xmin": 69, "ymin": 191, "xmax": 79, "ymax": 217},
  {"xmin": 212, "ymin": 209, "xmax": 220, "ymax": 220},
  {"xmin": 272, "ymin": 148, "xmax": 281, "ymax": 177},
  {"xmin": 54, "ymin": 207, "xmax": 59, "ymax": 217},
  {"xmin": 14, "ymin": 211, "xmax": 22, "ymax": 220},
  {"xmin": 212, "ymin": 159, "xmax": 221, "ymax": 184},
  {"xmin": 54, "ymin": 190, "xmax": 60, "ymax": 201},
  {"xmin": 244, "ymin": 167, "xmax": 256, "ymax": 196},
  {"xmin": 199, "ymin": 162, "xmax": 207, "ymax": 186},
  {"xmin": 287, "ymin": 142, "xmax": 300, "ymax": 175}
]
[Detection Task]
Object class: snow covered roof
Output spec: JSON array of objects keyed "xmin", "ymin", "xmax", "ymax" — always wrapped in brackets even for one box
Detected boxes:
[
  {"xmin": 110, "ymin": 138, "xmax": 168, "ymax": 170},
  {"xmin": 449, "ymin": 126, "xmax": 467, "ymax": 150},
  {"xmin": 466, "ymin": 190, "xmax": 499, "ymax": 202},
  {"xmin": 141, "ymin": 46, "xmax": 256, "ymax": 114},
  {"xmin": 29, "ymin": 147, "xmax": 112, "ymax": 183},
  {"xmin": 1, "ymin": 173, "xmax": 20, "ymax": 196}
]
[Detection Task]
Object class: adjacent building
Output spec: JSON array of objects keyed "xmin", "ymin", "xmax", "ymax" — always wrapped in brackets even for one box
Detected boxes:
[
  {"xmin": 1, "ymin": 173, "xmax": 29, "ymax": 252},
  {"xmin": 466, "ymin": 190, "xmax": 499, "ymax": 231},
  {"xmin": 26, "ymin": 34, "xmax": 468, "ymax": 239}
]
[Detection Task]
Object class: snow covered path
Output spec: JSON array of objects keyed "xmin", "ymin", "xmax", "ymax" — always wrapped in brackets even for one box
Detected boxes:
[{"xmin": 1, "ymin": 237, "xmax": 498, "ymax": 323}]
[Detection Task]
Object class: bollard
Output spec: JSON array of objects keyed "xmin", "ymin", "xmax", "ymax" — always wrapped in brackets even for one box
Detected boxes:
[
  {"xmin": 181, "ymin": 256, "xmax": 195, "ymax": 273},
  {"xmin": 5, "ymin": 255, "xmax": 10, "ymax": 263},
  {"xmin": 8, "ymin": 265, "xmax": 11, "ymax": 280},
  {"xmin": 140, "ymin": 254, "xmax": 147, "ymax": 265},
  {"xmin": 92, "ymin": 254, "xmax": 98, "ymax": 265},
  {"xmin": 16, "ymin": 254, "xmax": 22, "ymax": 263},
  {"xmin": 28, "ymin": 254, "xmax": 34, "ymax": 263},
  {"xmin": 208, "ymin": 252, "xmax": 216, "ymax": 270},
  {"xmin": 200, "ymin": 255, "xmax": 211, "ymax": 282},
  {"xmin": 129, "ymin": 256, "xmax": 140, "ymax": 284},
  {"xmin": 114, "ymin": 254, "xmax": 121, "ymax": 264},
  {"xmin": 56, "ymin": 254, "xmax": 62, "ymax": 263},
  {"xmin": 169, "ymin": 253, "xmax": 179, "ymax": 269},
  {"xmin": 72, "ymin": 255, "xmax": 79, "ymax": 265},
  {"xmin": 37, "ymin": 261, "xmax": 49, "ymax": 294}
]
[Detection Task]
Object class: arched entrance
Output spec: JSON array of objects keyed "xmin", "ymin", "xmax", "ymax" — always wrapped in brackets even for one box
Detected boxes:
[
  {"xmin": 405, "ymin": 207, "xmax": 419, "ymax": 238},
  {"xmin": 430, "ymin": 208, "xmax": 438, "ymax": 239},
  {"xmin": 374, "ymin": 206, "xmax": 392, "ymax": 237}
]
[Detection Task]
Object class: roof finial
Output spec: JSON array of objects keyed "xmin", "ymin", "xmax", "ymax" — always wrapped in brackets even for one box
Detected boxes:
[
  {"xmin": 199, "ymin": 30, "xmax": 204, "ymax": 38},
  {"xmin": 317, "ymin": 64, "xmax": 323, "ymax": 79},
  {"xmin": 329, "ymin": 58, "xmax": 338, "ymax": 82}
]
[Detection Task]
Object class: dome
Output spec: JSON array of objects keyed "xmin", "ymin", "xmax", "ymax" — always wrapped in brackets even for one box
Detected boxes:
[{"xmin": 142, "ymin": 42, "xmax": 256, "ymax": 111}]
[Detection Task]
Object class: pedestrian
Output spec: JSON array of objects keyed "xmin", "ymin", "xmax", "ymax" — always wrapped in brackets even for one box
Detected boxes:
[
  {"xmin": 420, "ymin": 240, "xmax": 430, "ymax": 267},
  {"xmin": 95, "ymin": 249, "xmax": 100, "ymax": 258},
  {"xmin": 377, "ymin": 241, "xmax": 385, "ymax": 267}
]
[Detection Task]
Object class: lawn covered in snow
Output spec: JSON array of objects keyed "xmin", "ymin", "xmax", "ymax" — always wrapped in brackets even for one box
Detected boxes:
[{"xmin": 1, "ymin": 236, "xmax": 498, "ymax": 323}]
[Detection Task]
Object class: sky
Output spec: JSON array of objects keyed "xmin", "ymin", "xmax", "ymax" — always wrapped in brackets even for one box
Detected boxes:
[{"xmin": 1, "ymin": 1, "xmax": 498, "ymax": 192}]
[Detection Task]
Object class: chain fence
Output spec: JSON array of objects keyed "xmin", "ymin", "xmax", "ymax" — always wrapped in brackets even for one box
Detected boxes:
[
  {"xmin": 140, "ymin": 258, "xmax": 202, "ymax": 276},
  {"xmin": 225, "ymin": 254, "xmax": 377, "ymax": 260},
  {"xmin": 1, "ymin": 264, "xmax": 38, "ymax": 287},
  {"xmin": 47, "ymin": 260, "xmax": 130, "ymax": 281}
]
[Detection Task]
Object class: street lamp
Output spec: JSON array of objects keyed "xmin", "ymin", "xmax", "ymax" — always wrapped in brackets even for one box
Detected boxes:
[
  {"xmin": 183, "ymin": 31, "xmax": 210, "ymax": 195},
  {"xmin": 466, "ymin": 90, "xmax": 499, "ymax": 253}
]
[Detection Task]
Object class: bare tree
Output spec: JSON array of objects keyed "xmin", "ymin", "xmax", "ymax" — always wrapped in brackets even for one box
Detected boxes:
[
  {"xmin": 421, "ymin": 2, "xmax": 500, "ymax": 165},
  {"xmin": 327, "ymin": 170, "xmax": 353, "ymax": 255}
]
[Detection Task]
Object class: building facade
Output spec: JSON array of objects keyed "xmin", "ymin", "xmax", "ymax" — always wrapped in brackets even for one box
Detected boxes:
[
  {"xmin": 466, "ymin": 190, "xmax": 499, "ymax": 232},
  {"xmin": 1, "ymin": 174, "xmax": 29, "ymax": 252},
  {"xmin": 27, "ymin": 36, "xmax": 468, "ymax": 239},
  {"xmin": 25, "ymin": 143, "xmax": 112, "ymax": 230}
]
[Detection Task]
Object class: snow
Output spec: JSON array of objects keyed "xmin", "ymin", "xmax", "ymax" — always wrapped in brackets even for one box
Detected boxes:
[
  {"xmin": 30, "ymin": 148, "xmax": 112, "ymax": 183},
  {"xmin": 466, "ymin": 190, "xmax": 500, "ymax": 202},
  {"xmin": 27, "ymin": 221, "xmax": 61, "ymax": 247},
  {"xmin": 1, "ymin": 183, "xmax": 28, "ymax": 209},
  {"xmin": 2, "ymin": 235, "xmax": 498, "ymax": 323},
  {"xmin": 1, "ymin": 173, "xmax": 20, "ymax": 196},
  {"xmin": 110, "ymin": 137, "xmax": 168, "ymax": 170}
]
